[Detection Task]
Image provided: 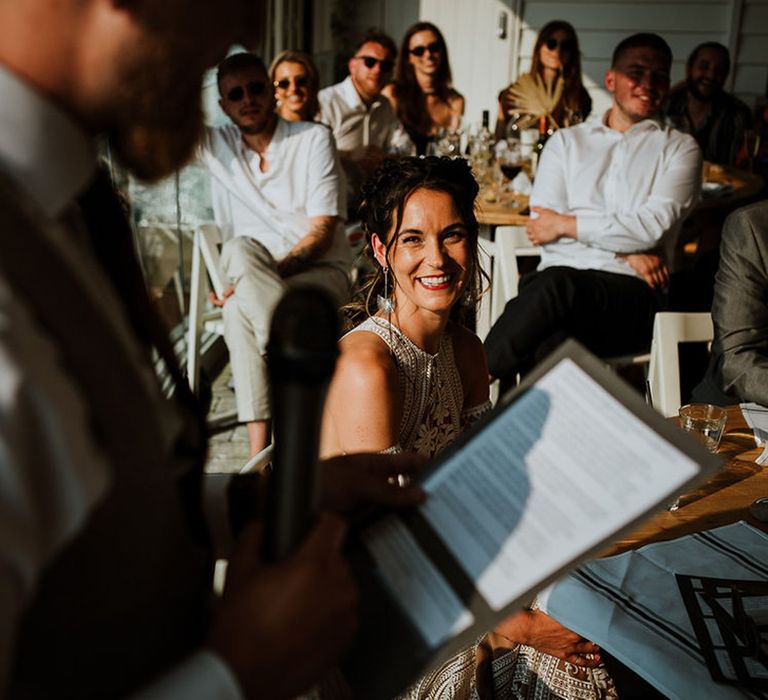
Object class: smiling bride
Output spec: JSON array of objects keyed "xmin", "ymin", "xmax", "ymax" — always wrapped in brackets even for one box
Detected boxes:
[
  {"xmin": 319, "ymin": 156, "xmax": 615, "ymax": 699},
  {"xmin": 320, "ymin": 156, "xmax": 490, "ymax": 459}
]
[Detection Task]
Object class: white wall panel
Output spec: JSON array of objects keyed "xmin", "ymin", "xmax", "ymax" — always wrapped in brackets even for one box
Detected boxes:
[
  {"xmin": 741, "ymin": 1, "xmax": 768, "ymax": 30},
  {"xmin": 736, "ymin": 0, "xmax": 768, "ymax": 104},
  {"xmin": 421, "ymin": 0, "xmax": 518, "ymax": 131},
  {"xmin": 523, "ymin": 2, "xmax": 729, "ymax": 31}
]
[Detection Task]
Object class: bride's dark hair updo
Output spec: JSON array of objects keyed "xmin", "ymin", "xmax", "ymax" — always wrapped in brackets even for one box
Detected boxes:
[{"xmin": 346, "ymin": 156, "xmax": 486, "ymax": 327}]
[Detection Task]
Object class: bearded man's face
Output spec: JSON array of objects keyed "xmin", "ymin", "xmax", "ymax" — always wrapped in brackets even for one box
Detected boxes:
[{"xmin": 107, "ymin": 1, "xmax": 260, "ymax": 180}]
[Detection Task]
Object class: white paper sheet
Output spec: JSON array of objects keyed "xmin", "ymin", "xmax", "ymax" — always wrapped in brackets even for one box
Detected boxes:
[
  {"xmin": 362, "ymin": 516, "xmax": 474, "ymax": 648},
  {"xmin": 421, "ymin": 359, "xmax": 701, "ymax": 611},
  {"xmin": 362, "ymin": 357, "xmax": 703, "ymax": 650},
  {"xmin": 740, "ymin": 403, "xmax": 768, "ymax": 465}
]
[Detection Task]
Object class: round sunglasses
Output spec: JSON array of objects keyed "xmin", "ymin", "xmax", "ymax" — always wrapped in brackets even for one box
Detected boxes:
[
  {"xmin": 273, "ymin": 75, "xmax": 310, "ymax": 90},
  {"xmin": 409, "ymin": 41, "xmax": 441, "ymax": 57},
  {"xmin": 226, "ymin": 81, "xmax": 267, "ymax": 102},
  {"xmin": 544, "ymin": 37, "xmax": 575, "ymax": 53},
  {"xmin": 354, "ymin": 55, "xmax": 395, "ymax": 73}
]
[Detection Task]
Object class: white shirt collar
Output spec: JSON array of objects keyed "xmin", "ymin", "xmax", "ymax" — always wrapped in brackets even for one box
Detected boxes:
[
  {"xmin": 340, "ymin": 76, "xmax": 364, "ymax": 109},
  {"xmin": 340, "ymin": 75, "xmax": 385, "ymax": 111},
  {"xmin": 268, "ymin": 117, "xmax": 287, "ymax": 152},
  {"xmin": 0, "ymin": 64, "xmax": 96, "ymax": 218},
  {"xmin": 237, "ymin": 116, "xmax": 286, "ymax": 161},
  {"xmin": 587, "ymin": 110, "xmax": 664, "ymax": 136}
]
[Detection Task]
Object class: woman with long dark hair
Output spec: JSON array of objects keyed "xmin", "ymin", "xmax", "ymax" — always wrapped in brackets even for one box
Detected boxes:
[
  {"xmin": 320, "ymin": 158, "xmax": 613, "ymax": 700},
  {"xmin": 496, "ymin": 20, "xmax": 592, "ymax": 138},
  {"xmin": 382, "ymin": 22, "xmax": 464, "ymax": 156},
  {"xmin": 320, "ymin": 156, "xmax": 488, "ymax": 458}
]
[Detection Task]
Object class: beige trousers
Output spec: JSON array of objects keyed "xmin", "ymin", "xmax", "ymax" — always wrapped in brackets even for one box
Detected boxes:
[{"xmin": 220, "ymin": 236, "xmax": 349, "ymax": 422}]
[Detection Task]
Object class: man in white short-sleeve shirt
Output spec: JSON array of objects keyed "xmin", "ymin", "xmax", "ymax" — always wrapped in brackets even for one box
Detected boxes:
[
  {"xmin": 318, "ymin": 30, "xmax": 400, "ymax": 215},
  {"xmin": 485, "ymin": 33, "xmax": 702, "ymax": 388},
  {"xmin": 199, "ymin": 52, "xmax": 351, "ymax": 456}
]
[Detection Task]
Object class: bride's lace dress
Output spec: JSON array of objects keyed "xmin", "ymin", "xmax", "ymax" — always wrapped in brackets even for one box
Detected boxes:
[
  {"xmin": 349, "ymin": 316, "xmax": 490, "ymax": 457},
  {"xmin": 346, "ymin": 317, "xmax": 617, "ymax": 700}
]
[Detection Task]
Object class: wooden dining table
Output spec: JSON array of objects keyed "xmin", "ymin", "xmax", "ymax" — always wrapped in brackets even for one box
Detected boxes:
[
  {"xmin": 475, "ymin": 161, "xmax": 763, "ymax": 226},
  {"xmin": 583, "ymin": 404, "xmax": 768, "ymax": 697},
  {"xmin": 476, "ymin": 189, "xmax": 530, "ymax": 227},
  {"xmin": 696, "ymin": 162, "xmax": 765, "ymax": 211},
  {"xmin": 606, "ymin": 405, "xmax": 768, "ymax": 556}
]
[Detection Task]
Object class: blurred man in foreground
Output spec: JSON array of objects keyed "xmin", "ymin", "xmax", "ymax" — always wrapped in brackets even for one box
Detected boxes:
[
  {"xmin": 693, "ymin": 201, "xmax": 768, "ymax": 405},
  {"xmin": 0, "ymin": 0, "xmax": 421, "ymax": 696}
]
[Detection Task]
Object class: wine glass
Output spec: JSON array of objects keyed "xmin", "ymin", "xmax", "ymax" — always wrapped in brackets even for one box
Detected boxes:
[
  {"xmin": 496, "ymin": 139, "xmax": 524, "ymax": 207},
  {"xmin": 436, "ymin": 128, "xmax": 462, "ymax": 158}
]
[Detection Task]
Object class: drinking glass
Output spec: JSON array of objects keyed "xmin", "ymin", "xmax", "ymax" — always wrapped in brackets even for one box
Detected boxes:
[
  {"xmin": 678, "ymin": 404, "xmax": 727, "ymax": 452},
  {"xmin": 436, "ymin": 128, "xmax": 462, "ymax": 157},
  {"xmin": 668, "ymin": 404, "xmax": 727, "ymax": 511}
]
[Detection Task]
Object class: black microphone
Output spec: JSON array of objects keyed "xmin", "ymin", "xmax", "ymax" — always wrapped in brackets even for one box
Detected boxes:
[{"xmin": 262, "ymin": 285, "xmax": 340, "ymax": 561}]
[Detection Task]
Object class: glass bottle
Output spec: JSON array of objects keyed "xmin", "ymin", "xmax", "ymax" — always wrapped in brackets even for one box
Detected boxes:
[{"xmin": 531, "ymin": 115, "xmax": 549, "ymax": 178}]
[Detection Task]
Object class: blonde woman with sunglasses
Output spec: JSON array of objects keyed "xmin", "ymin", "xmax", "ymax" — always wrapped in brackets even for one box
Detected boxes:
[
  {"xmin": 382, "ymin": 22, "xmax": 464, "ymax": 155},
  {"xmin": 496, "ymin": 20, "xmax": 592, "ymax": 138},
  {"xmin": 269, "ymin": 50, "xmax": 320, "ymax": 122}
]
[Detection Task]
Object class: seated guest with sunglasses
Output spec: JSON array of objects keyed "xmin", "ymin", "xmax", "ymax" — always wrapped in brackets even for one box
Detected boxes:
[
  {"xmin": 199, "ymin": 52, "xmax": 351, "ymax": 457},
  {"xmin": 318, "ymin": 30, "xmax": 400, "ymax": 216},
  {"xmin": 382, "ymin": 22, "xmax": 464, "ymax": 156},
  {"xmin": 485, "ymin": 34, "xmax": 701, "ymax": 392},
  {"xmin": 496, "ymin": 20, "xmax": 592, "ymax": 138},
  {"xmin": 269, "ymin": 50, "xmax": 320, "ymax": 123}
]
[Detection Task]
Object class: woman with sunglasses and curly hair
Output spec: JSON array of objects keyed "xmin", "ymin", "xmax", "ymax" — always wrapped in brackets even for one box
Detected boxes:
[
  {"xmin": 269, "ymin": 50, "xmax": 320, "ymax": 123},
  {"xmin": 382, "ymin": 22, "xmax": 464, "ymax": 156},
  {"xmin": 496, "ymin": 20, "xmax": 592, "ymax": 139}
]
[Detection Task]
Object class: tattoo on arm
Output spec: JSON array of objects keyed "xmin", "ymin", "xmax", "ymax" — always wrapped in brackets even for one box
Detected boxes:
[{"xmin": 278, "ymin": 216, "xmax": 338, "ymax": 277}]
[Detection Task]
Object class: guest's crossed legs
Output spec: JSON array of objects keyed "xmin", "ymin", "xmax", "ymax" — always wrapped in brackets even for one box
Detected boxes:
[
  {"xmin": 220, "ymin": 236, "xmax": 349, "ymax": 426},
  {"xmin": 484, "ymin": 266, "xmax": 659, "ymax": 384}
]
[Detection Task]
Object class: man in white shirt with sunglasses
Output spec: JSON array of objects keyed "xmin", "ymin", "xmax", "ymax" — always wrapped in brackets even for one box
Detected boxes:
[
  {"xmin": 319, "ymin": 30, "xmax": 401, "ymax": 216},
  {"xmin": 199, "ymin": 52, "xmax": 351, "ymax": 457}
]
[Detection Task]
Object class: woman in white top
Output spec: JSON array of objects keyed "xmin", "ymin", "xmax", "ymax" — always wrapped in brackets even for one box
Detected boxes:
[{"xmin": 321, "ymin": 156, "xmax": 612, "ymax": 699}]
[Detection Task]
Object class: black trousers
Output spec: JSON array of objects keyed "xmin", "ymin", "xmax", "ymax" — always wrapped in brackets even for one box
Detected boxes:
[{"xmin": 484, "ymin": 266, "xmax": 660, "ymax": 384}]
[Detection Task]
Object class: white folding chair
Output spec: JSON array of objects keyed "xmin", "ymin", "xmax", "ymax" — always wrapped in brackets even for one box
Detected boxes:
[
  {"xmin": 186, "ymin": 223, "xmax": 227, "ymax": 396},
  {"xmin": 494, "ymin": 225, "xmax": 541, "ymax": 303},
  {"xmin": 477, "ymin": 225, "xmax": 540, "ymax": 341},
  {"xmin": 239, "ymin": 444, "xmax": 274, "ymax": 474},
  {"xmin": 647, "ymin": 312, "xmax": 714, "ymax": 417}
]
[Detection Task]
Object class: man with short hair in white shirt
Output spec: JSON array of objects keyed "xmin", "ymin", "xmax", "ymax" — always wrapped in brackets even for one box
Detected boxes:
[
  {"xmin": 318, "ymin": 30, "xmax": 400, "ymax": 215},
  {"xmin": 485, "ymin": 33, "xmax": 702, "ymax": 387},
  {"xmin": 199, "ymin": 52, "xmax": 351, "ymax": 456}
]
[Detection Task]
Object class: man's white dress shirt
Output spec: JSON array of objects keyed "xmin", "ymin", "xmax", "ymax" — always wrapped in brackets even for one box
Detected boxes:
[
  {"xmin": 0, "ymin": 64, "xmax": 241, "ymax": 699},
  {"xmin": 318, "ymin": 76, "xmax": 399, "ymax": 153},
  {"xmin": 200, "ymin": 118, "xmax": 348, "ymax": 262},
  {"xmin": 532, "ymin": 116, "xmax": 702, "ymax": 278},
  {"xmin": 318, "ymin": 76, "xmax": 400, "ymax": 207}
]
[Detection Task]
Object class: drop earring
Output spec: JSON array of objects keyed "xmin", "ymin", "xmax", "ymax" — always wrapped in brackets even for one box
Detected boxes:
[{"xmin": 377, "ymin": 266, "xmax": 396, "ymax": 314}]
